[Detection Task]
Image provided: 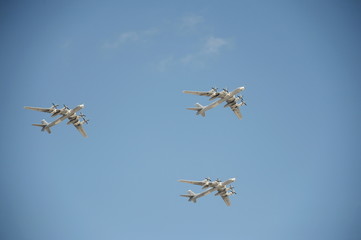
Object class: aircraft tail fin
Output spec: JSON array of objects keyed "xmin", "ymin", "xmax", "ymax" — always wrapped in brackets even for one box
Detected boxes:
[
  {"xmin": 186, "ymin": 103, "xmax": 206, "ymax": 117},
  {"xmin": 32, "ymin": 119, "xmax": 51, "ymax": 134},
  {"xmin": 180, "ymin": 190, "xmax": 197, "ymax": 203}
]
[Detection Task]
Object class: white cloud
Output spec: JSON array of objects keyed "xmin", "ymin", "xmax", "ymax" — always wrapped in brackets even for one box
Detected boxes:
[
  {"xmin": 157, "ymin": 56, "xmax": 174, "ymax": 72},
  {"xmin": 103, "ymin": 32, "xmax": 138, "ymax": 48},
  {"xmin": 143, "ymin": 28, "xmax": 159, "ymax": 36},
  {"xmin": 203, "ymin": 36, "xmax": 229, "ymax": 54},
  {"xmin": 181, "ymin": 37, "xmax": 229, "ymax": 65},
  {"xmin": 180, "ymin": 15, "xmax": 204, "ymax": 30},
  {"xmin": 157, "ymin": 36, "xmax": 230, "ymax": 71},
  {"xmin": 103, "ymin": 28, "xmax": 159, "ymax": 48}
]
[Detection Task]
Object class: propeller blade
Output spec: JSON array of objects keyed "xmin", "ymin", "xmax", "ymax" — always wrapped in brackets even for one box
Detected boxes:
[{"xmin": 80, "ymin": 115, "xmax": 89, "ymax": 124}]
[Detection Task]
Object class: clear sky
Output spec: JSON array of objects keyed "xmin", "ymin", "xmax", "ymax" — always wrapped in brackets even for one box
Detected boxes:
[{"xmin": 1, "ymin": 1, "xmax": 361, "ymax": 240}]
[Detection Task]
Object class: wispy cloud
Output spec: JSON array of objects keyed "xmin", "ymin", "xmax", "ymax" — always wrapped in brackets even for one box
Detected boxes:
[
  {"xmin": 203, "ymin": 36, "xmax": 229, "ymax": 54},
  {"xmin": 157, "ymin": 56, "xmax": 174, "ymax": 72},
  {"xmin": 103, "ymin": 28, "xmax": 159, "ymax": 48},
  {"xmin": 181, "ymin": 36, "xmax": 230, "ymax": 65},
  {"xmin": 158, "ymin": 36, "xmax": 230, "ymax": 71},
  {"xmin": 180, "ymin": 15, "xmax": 204, "ymax": 30}
]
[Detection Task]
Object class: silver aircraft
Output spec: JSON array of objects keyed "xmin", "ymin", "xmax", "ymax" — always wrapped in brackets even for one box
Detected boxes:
[
  {"xmin": 183, "ymin": 87, "xmax": 246, "ymax": 119},
  {"xmin": 179, "ymin": 177, "xmax": 236, "ymax": 206},
  {"xmin": 24, "ymin": 104, "xmax": 88, "ymax": 137}
]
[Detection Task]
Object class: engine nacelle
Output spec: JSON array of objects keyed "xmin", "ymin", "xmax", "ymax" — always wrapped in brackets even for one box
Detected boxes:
[
  {"xmin": 67, "ymin": 116, "xmax": 80, "ymax": 125},
  {"xmin": 224, "ymin": 101, "xmax": 236, "ymax": 108}
]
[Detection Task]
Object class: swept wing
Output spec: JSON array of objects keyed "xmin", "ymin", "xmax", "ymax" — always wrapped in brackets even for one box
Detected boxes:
[
  {"xmin": 178, "ymin": 179, "xmax": 209, "ymax": 187},
  {"xmin": 231, "ymin": 106, "xmax": 242, "ymax": 119},
  {"xmin": 183, "ymin": 90, "xmax": 215, "ymax": 97},
  {"xmin": 73, "ymin": 124, "xmax": 88, "ymax": 138},
  {"xmin": 221, "ymin": 195, "xmax": 232, "ymax": 206},
  {"xmin": 24, "ymin": 106, "xmax": 55, "ymax": 113}
]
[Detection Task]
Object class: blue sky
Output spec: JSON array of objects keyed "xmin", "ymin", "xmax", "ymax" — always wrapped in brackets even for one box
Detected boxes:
[{"xmin": 1, "ymin": 1, "xmax": 361, "ymax": 239}]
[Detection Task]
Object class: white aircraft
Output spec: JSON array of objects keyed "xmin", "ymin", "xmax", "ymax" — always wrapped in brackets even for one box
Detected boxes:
[
  {"xmin": 24, "ymin": 104, "xmax": 88, "ymax": 137},
  {"xmin": 179, "ymin": 177, "xmax": 236, "ymax": 206},
  {"xmin": 183, "ymin": 87, "xmax": 246, "ymax": 119}
]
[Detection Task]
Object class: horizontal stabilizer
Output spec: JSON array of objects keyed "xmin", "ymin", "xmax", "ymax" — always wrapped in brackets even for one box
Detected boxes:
[
  {"xmin": 187, "ymin": 107, "xmax": 202, "ymax": 111},
  {"xmin": 180, "ymin": 190, "xmax": 195, "ymax": 197},
  {"xmin": 32, "ymin": 123, "xmax": 45, "ymax": 127},
  {"xmin": 180, "ymin": 190, "xmax": 198, "ymax": 203},
  {"xmin": 32, "ymin": 120, "xmax": 51, "ymax": 134},
  {"xmin": 186, "ymin": 103, "xmax": 206, "ymax": 117},
  {"xmin": 180, "ymin": 194, "xmax": 191, "ymax": 198}
]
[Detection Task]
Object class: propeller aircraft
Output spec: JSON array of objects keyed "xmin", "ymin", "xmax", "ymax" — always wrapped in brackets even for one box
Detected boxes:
[
  {"xmin": 179, "ymin": 177, "xmax": 236, "ymax": 206},
  {"xmin": 183, "ymin": 87, "xmax": 246, "ymax": 119},
  {"xmin": 24, "ymin": 103, "xmax": 89, "ymax": 137}
]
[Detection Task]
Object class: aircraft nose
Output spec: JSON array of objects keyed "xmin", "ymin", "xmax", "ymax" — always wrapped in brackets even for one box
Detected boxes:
[
  {"xmin": 239, "ymin": 87, "xmax": 245, "ymax": 91},
  {"xmin": 231, "ymin": 178, "xmax": 236, "ymax": 182},
  {"xmin": 79, "ymin": 104, "xmax": 85, "ymax": 108}
]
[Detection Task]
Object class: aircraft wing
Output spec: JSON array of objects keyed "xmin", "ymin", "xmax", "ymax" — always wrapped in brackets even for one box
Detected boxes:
[
  {"xmin": 221, "ymin": 195, "xmax": 232, "ymax": 206},
  {"xmin": 178, "ymin": 180, "xmax": 208, "ymax": 186},
  {"xmin": 183, "ymin": 90, "xmax": 213, "ymax": 97},
  {"xmin": 73, "ymin": 124, "xmax": 88, "ymax": 138},
  {"xmin": 24, "ymin": 106, "xmax": 53, "ymax": 113},
  {"xmin": 231, "ymin": 106, "xmax": 243, "ymax": 119}
]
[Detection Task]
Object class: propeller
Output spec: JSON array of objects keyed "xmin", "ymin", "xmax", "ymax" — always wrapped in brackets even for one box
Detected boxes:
[
  {"xmin": 216, "ymin": 178, "xmax": 222, "ymax": 182},
  {"xmin": 239, "ymin": 96, "xmax": 247, "ymax": 106},
  {"xmin": 229, "ymin": 185, "xmax": 235, "ymax": 191},
  {"xmin": 222, "ymin": 88, "xmax": 229, "ymax": 93},
  {"xmin": 52, "ymin": 103, "xmax": 59, "ymax": 109},
  {"xmin": 231, "ymin": 190, "xmax": 237, "ymax": 195},
  {"xmin": 77, "ymin": 112, "xmax": 89, "ymax": 124},
  {"xmin": 211, "ymin": 87, "xmax": 218, "ymax": 92},
  {"xmin": 63, "ymin": 104, "xmax": 70, "ymax": 110},
  {"xmin": 205, "ymin": 177, "xmax": 211, "ymax": 181}
]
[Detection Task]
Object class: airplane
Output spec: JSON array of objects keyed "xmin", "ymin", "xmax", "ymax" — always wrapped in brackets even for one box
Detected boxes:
[
  {"xmin": 179, "ymin": 177, "xmax": 236, "ymax": 206},
  {"xmin": 24, "ymin": 104, "xmax": 88, "ymax": 137},
  {"xmin": 183, "ymin": 87, "xmax": 246, "ymax": 119}
]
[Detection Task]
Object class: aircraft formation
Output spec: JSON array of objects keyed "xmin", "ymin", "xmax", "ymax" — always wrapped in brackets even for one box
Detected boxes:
[{"xmin": 24, "ymin": 86, "xmax": 246, "ymax": 206}]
